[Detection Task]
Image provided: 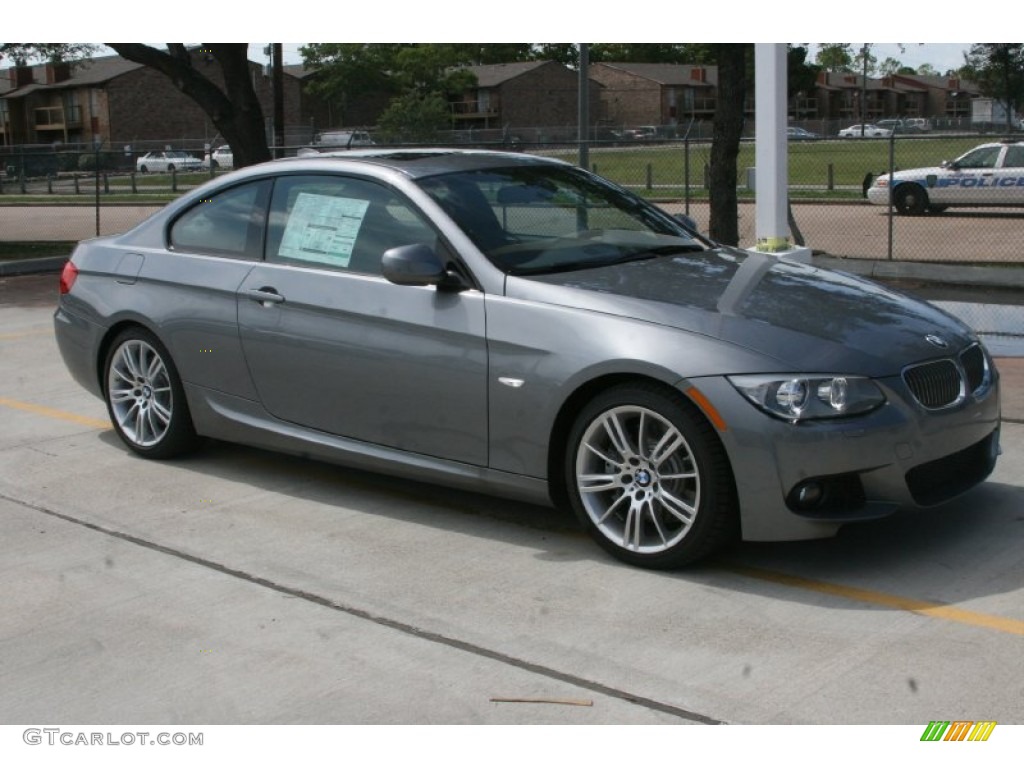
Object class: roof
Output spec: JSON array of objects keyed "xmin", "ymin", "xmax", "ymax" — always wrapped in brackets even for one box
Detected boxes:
[
  {"xmin": 273, "ymin": 148, "xmax": 569, "ymax": 179},
  {"xmin": 592, "ymin": 62, "xmax": 718, "ymax": 87},
  {"xmin": 1, "ymin": 55, "xmax": 142, "ymax": 98},
  {"xmin": 283, "ymin": 64, "xmax": 317, "ymax": 80},
  {"xmin": 462, "ymin": 61, "xmax": 556, "ymax": 87}
]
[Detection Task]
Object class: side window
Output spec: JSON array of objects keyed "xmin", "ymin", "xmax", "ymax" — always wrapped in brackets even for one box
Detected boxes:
[
  {"xmin": 1002, "ymin": 146, "xmax": 1024, "ymax": 168},
  {"xmin": 266, "ymin": 175, "xmax": 438, "ymax": 275},
  {"xmin": 170, "ymin": 180, "xmax": 270, "ymax": 259},
  {"xmin": 956, "ymin": 147, "xmax": 1001, "ymax": 169}
]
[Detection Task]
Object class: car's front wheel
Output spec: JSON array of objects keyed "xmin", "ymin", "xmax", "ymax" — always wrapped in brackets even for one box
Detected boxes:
[
  {"xmin": 894, "ymin": 184, "xmax": 928, "ymax": 215},
  {"xmin": 104, "ymin": 328, "xmax": 199, "ymax": 459},
  {"xmin": 138, "ymin": 165, "xmax": 148, "ymax": 173},
  {"xmin": 565, "ymin": 383, "xmax": 738, "ymax": 569}
]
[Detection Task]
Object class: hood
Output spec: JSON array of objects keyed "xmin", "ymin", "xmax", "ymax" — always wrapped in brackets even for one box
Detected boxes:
[
  {"xmin": 879, "ymin": 166, "xmax": 945, "ymax": 184},
  {"xmin": 505, "ymin": 249, "xmax": 974, "ymax": 377}
]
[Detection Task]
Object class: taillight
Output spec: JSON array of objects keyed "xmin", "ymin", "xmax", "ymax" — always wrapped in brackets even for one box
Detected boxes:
[{"xmin": 59, "ymin": 261, "xmax": 79, "ymax": 294}]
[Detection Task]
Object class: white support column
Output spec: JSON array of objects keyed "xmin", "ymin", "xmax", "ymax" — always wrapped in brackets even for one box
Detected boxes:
[{"xmin": 750, "ymin": 43, "xmax": 811, "ymax": 262}]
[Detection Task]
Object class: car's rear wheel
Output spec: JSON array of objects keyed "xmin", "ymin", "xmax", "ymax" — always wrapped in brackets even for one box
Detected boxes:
[
  {"xmin": 104, "ymin": 328, "xmax": 199, "ymax": 459},
  {"xmin": 167, "ymin": 164, "xmax": 175, "ymax": 172},
  {"xmin": 138, "ymin": 165, "xmax": 148, "ymax": 173},
  {"xmin": 894, "ymin": 184, "xmax": 928, "ymax": 215},
  {"xmin": 565, "ymin": 383, "xmax": 738, "ymax": 569}
]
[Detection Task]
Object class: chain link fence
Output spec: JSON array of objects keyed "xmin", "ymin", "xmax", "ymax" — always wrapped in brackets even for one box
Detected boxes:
[
  {"xmin": 2, "ymin": 129, "xmax": 1020, "ymax": 349},
  {"xmin": 3, "ymin": 130, "xmax": 1023, "ymax": 267}
]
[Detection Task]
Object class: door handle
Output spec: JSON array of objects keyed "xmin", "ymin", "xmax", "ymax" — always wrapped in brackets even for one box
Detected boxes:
[{"xmin": 246, "ymin": 287, "xmax": 285, "ymax": 306}]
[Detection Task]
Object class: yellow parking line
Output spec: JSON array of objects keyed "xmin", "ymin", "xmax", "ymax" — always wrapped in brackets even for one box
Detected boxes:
[
  {"xmin": 728, "ymin": 565, "xmax": 1024, "ymax": 637},
  {"xmin": 0, "ymin": 396, "xmax": 109, "ymax": 430},
  {"xmin": 4, "ymin": 390, "xmax": 1021, "ymax": 639}
]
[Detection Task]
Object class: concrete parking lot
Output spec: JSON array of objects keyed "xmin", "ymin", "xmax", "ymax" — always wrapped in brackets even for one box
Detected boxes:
[{"xmin": 1, "ymin": 273, "xmax": 1022, "ymax": 726}]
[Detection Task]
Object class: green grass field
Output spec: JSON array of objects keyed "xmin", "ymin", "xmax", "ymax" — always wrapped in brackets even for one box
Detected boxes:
[
  {"xmin": 0, "ymin": 137, "xmax": 997, "ymax": 205},
  {"xmin": 542, "ymin": 135, "xmax": 988, "ymax": 196}
]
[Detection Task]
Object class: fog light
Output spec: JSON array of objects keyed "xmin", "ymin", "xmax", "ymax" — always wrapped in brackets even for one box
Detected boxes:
[{"xmin": 794, "ymin": 481, "xmax": 823, "ymax": 509}]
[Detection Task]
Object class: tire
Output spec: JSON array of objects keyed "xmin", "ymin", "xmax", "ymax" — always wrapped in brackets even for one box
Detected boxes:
[
  {"xmin": 894, "ymin": 184, "xmax": 928, "ymax": 216},
  {"xmin": 565, "ymin": 383, "xmax": 738, "ymax": 569},
  {"xmin": 139, "ymin": 165, "xmax": 148, "ymax": 173},
  {"xmin": 103, "ymin": 327, "xmax": 199, "ymax": 459},
  {"xmin": 167, "ymin": 164, "xmax": 175, "ymax": 172}
]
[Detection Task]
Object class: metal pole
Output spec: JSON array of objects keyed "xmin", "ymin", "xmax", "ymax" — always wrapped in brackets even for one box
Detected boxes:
[
  {"xmin": 578, "ymin": 43, "xmax": 590, "ymax": 171},
  {"xmin": 887, "ymin": 133, "xmax": 895, "ymax": 260},
  {"xmin": 273, "ymin": 43, "xmax": 285, "ymax": 159},
  {"xmin": 94, "ymin": 145, "xmax": 100, "ymax": 236},
  {"xmin": 684, "ymin": 138, "xmax": 690, "ymax": 216},
  {"xmin": 860, "ymin": 44, "xmax": 869, "ymax": 138}
]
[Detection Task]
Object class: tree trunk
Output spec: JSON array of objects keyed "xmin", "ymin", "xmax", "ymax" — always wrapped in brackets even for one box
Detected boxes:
[
  {"xmin": 106, "ymin": 44, "xmax": 271, "ymax": 169},
  {"xmin": 708, "ymin": 45, "xmax": 749, "ymax": 246}
]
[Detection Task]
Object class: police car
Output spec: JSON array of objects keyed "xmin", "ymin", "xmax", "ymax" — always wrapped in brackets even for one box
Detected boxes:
[{"xmin": 867, "ymin": 140, "xmax": 1024, "ymax": 215}]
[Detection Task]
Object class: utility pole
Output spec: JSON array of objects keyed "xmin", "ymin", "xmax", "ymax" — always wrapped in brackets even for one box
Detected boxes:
[
  {"xmin": 578, "ymin": 43, "xmax": 590, "ymax": 171},
  {"xmin": 273, "ymin": 43, "xmax": 285, "ymax": 158}
]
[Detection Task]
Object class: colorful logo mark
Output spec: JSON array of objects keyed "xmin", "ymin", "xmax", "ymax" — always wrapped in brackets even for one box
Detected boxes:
[{"xmin": 920, "ymin": 721, "xmax": 997, "ymax": 742}]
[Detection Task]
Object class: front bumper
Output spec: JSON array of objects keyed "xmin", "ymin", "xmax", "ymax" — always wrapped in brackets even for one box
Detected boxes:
[{"xmin": 688, "ymin": 368, "xmax": 1001, "ymax": 542}]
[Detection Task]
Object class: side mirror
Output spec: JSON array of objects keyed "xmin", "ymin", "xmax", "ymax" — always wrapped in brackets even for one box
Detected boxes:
[{"xmin": 382, "ymin": 243, "xmax": 467, "ymax": 291}]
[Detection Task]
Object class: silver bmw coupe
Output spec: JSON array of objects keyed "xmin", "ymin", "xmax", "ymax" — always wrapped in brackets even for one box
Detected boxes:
[{"xmin": 54, "ymin": 149, "xmax": 1001, "ymax": 568}]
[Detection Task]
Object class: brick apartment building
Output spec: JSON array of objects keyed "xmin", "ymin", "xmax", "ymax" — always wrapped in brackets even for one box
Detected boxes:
[{"xmin": 0, "ymin": 52, "xmax": 304, "ymax": 149}]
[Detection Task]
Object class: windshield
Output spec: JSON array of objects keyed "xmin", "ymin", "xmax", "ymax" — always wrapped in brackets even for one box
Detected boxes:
[{"xmin": 416, "ymin": 165, "xmax": 705, "ymax": 275}]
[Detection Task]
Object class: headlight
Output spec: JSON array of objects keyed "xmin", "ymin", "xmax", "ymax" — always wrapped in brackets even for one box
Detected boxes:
[
  {"xmin": 728, "ymin": 375, "xmax": 886, "ymax": 422},
  {"xmin": 872, "ymin": 178, "xmax": 889, "ymax": 188}
]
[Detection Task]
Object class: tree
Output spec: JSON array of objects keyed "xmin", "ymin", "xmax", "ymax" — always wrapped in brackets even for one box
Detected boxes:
[
  {"xmin": 815, "ymin": 44, "xmax": 853, "ymax": 72},
  {"xmin": 589, "ymin": 44, "xmax": 693, "ymax": 63},
  {"xmin": 915, "ymin": 63, "xmax": 938, "ymax": 76},
  {"xmin": 302, "ymin": 44, "xmax": 526, "ymax": 134},
  {"xmin": 2, "ymin": 44, "xmax": 272, "ymax": 168},
  {"xmin": 708, "ymin": 44, "xmax": 749, "ymax": 246},
  {"xmin": 106, "ymin": 44, "xmax": 271, "ymax": 168},
  {"xmin": 879, "ymin": 57, "xmax": 903, "ymax": 76},
  {"xmin": 376, "ymin": 92, "xmax": 451, "ymax": 142},
  {"xmin": 852, "ymin": 45, "xmax": 878, "ymax": 77},
  {"xmin": 963, "ymin": 44, "xmax": 1024, "ymax": 131},
  {"xmin": 0, "ymin": 43, "xmax": 97, "ymax": 65}
]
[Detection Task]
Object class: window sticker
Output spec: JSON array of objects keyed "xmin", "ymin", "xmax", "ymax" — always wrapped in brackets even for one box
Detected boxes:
[{"xmin": 278, "ymin": 192, "xmax": 370, "ymax": 267}]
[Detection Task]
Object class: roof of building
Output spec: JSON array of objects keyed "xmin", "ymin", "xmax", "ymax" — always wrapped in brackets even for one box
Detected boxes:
[
  {"xmin": 1, "ymin": 55, "xmax": 142, "ymax": 97},
  {"xmin": 591, "ymin": 62, "xmax": 718, "ymax": 87},
  {"xmin": 460, "ymin": 61, "xmax": 554, "ymax": 87}
]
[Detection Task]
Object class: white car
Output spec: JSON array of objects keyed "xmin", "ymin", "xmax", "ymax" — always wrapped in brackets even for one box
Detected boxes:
[
  {"xmin": 202, "ymin": 145, "xmax": 234, "ymax": 170},
  {"xmin": 867, "ymin": 141, "xmax": 1024, "ymax": 215},
  {"xmin": 136, "ymin": 151, "xmax": 203, "ymax": 174},
  {"xmin": 838, "ymin": 124, "xmax": 893, "ymax": 138}
]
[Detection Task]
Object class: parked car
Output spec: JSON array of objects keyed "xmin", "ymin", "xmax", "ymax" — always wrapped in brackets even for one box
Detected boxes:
[
  {"xmin": 202, "ymin": 145, "xmax": 234, "ymax": 170},
  {"xmin": 786, "ymin": 127, "xmax": 819, "ymax": 140},
  {"xmin": 838, "ymin": 124, "xmax": 893, "ymax": 138},
  {"xmin": 313, "ymin": 130, "xmax": 375, "ymax": 149},
  {"xmin": 872, "ymin": 118, "xmax": 929, "ymax": 134},
  {"xmin": 136, "ymin": 150, "xmax": 202, "ymax": 173},
  {"xmin": 53, "ymin": 149, "xmax": 1001, "ymax": 569},
  {"xmin": 868, "ymin": 140, "xmax": 1024, "ymax": 215}
]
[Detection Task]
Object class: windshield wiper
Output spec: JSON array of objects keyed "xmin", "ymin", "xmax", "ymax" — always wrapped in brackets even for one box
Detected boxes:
[{"xmin": 508, "ymin": 243, "xmax": 704, "ymax": 276}]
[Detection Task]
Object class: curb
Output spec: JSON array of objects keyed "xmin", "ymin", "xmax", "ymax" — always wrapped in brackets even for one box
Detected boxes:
[{"xmin": 0, "ymin": 255, "xmax": 68, "ymax": 277}]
